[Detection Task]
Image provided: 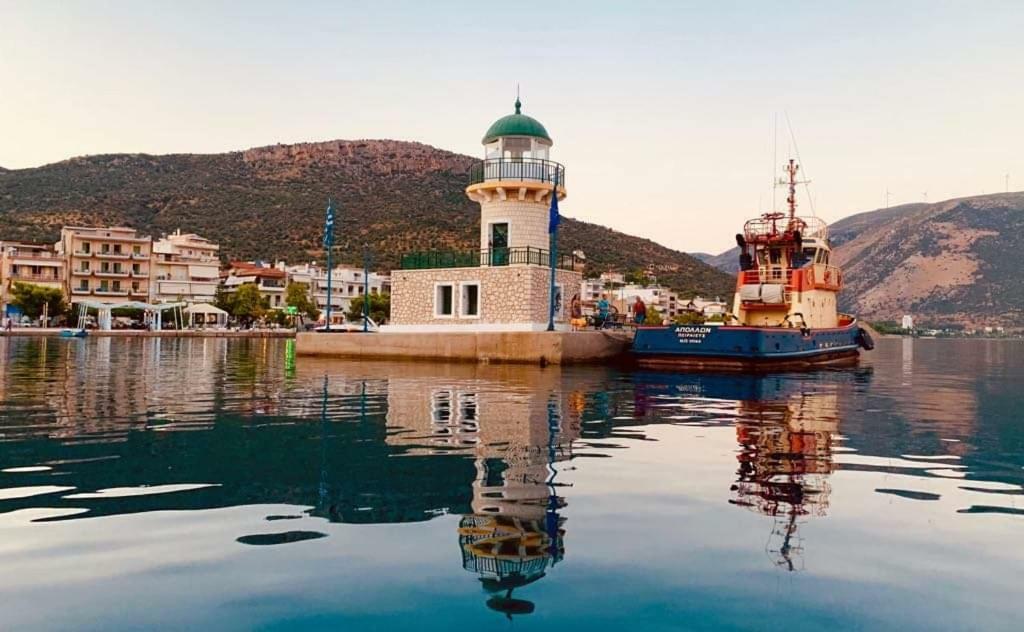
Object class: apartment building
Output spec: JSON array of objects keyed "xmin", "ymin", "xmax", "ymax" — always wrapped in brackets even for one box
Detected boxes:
[
  {"xmin": 0, "ymin": 241, "xmax": 66, "ymax": 318},
  {"xmin": 57, "ymin": 227, "xmax": 152, "ymax": 304},
  {"xmin": 151, "ymin": 230, "xmax": 221, "ymax": 304},
  {"xmin": 286, "ymin": 263, "xmax": 391, "ymax": 316}
]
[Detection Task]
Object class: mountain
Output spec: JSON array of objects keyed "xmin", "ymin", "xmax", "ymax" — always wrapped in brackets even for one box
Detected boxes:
[
  {"xmin": 0, "ymin": 140, "xmax": 733, "ymax": 297},
  {"xmin": 691, "ymin": 194, "xmax": 1024, "ymax": 326},
  {"xmin": 833, "ymin": 193, "xmax": 1024, "ymax": 326}
]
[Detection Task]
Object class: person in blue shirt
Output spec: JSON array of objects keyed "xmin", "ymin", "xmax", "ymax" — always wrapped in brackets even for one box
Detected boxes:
[{"xmin": 596, "ymin": 296, "xmax": 610, "ymax": 328}]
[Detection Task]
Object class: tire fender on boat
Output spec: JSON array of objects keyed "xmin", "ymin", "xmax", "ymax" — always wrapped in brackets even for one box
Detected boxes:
[{"xmin": 856, "ymin": 327, "xmax": 875, "ymax": 351}]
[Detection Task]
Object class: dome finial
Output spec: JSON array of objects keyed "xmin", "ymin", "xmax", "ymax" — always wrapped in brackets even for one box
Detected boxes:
[{"xmin": 515, "ymin": 83, "xmax": 521, "ymax": 114}]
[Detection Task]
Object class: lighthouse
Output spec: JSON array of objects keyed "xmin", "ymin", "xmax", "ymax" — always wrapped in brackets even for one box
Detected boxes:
[
  {"xmin": 467, "ymin": 97, "xmax": 565, "ymax": 258},
  {"xmin": 386, "ymin": 98, "xmax": 583, "ymax": 332}
]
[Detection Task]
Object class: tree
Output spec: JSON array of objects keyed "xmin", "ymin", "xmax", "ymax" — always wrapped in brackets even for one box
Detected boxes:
[
  {"xmin": 10, "ymin": 282, "xmax": 67, "ymax": 321},
  {"xmin": 644, "ymin": 306, "xmax": 664, "ymax": 326},
  {"xmin": 674, "ymin": 311, "xmax": 705, "ymax": 325},
  {"xmin": 232, "ymin": 284, "xmax": 265, "ymax": 327},
  {"xmin": 214, "ymin": 286, "xmax": 236, "ymax": 315},
  {"xmin": 284, "ymin": 282, "xmax": 319, "ymax": 320},
  {"xmin": 347, "ymin": 292, "xmax": 390, "ymax": 325}
]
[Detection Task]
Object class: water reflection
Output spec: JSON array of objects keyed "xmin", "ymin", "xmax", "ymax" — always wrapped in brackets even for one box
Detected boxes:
[
  {"xmin": 730, "ymin": 391, "xmax": 838, "ymax": 571},
  {"xmin": 0, "ymin": 337, "xmax": 1023, "ymax": 628}
]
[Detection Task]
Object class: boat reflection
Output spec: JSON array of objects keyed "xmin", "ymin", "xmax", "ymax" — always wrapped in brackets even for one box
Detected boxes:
[
  {"xmin": 730, "ymin": 390, "xmax": 838, "ymax": 571},
  {"xmin": 632, "ymin": 371, "xmax": 851, "ymax": 572}
]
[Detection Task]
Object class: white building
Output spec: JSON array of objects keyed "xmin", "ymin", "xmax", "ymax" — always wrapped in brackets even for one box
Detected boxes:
[
  {"xmin": 222, "ymin": 261, "xmax": 288, "ymax": 309},
  {"xmin": 151, "ymin": 230, "xmax": 221, "ymax": 304},
  {"xmin": 285, "ymin": 262, "xmax": 391, "ymax": 319},
  {"xmin": 686, "ymin": 296, "xmax": 728, "ymax": 317},
  {"xmin": 901, "ymin": 314, "xmax": 914, "ymax": 330}
]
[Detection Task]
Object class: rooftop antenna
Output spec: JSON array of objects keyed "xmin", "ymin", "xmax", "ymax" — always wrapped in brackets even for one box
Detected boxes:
[
  {"xmin": 884, "ymin": 188, "xmax": 893, "ymax": 209},
  {"xmin": 1006, "ymin": 173, "xmax": 1010, "ymax": 193}
]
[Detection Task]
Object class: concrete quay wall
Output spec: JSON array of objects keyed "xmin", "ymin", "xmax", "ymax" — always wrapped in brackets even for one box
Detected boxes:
[{"xmin": 295, "ymin": 331, "xmax": 630, "ymax": 365}]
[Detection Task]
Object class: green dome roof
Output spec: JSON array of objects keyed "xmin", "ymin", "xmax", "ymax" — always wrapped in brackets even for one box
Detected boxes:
[{"xmin": 482, "ymin": 98, "xmax": 552, "ymax": 145}]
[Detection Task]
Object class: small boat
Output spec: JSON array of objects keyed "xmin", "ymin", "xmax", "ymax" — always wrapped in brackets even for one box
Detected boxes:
[
  {"xmin": 633, "ymin": 159, "xmax": 873, "ymax": 371},
  {"xmin": 59, "ymin": 328, "xmax": 88, "ymax": 338}
]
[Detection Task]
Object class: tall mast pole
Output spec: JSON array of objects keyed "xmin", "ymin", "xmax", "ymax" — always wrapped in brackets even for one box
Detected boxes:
[{"xmin": 786, "ymin": 159, "xmax": 799, "ymax": 222}]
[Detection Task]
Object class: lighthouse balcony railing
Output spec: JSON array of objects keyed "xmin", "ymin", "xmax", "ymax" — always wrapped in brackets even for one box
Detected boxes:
[
  {"xmin": 469, "ymin": 158, "xmax": 565, "ymax": 188},
  {"xmin": 400, "ymin": 247, "xmax": 580, "ymax": 271}
]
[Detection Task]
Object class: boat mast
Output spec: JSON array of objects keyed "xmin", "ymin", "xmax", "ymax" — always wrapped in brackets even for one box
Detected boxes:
[{"xmin": 785, "ymin": 159, "xmax": 799, "ymax": 223}]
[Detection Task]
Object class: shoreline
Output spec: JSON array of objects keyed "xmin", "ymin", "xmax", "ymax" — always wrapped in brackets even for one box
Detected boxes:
[{"xmin": 0, "ymin": 328, "xmax": 295, "ymax": 338}]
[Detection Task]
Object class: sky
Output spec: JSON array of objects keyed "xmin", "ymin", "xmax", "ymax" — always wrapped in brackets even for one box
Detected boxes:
[{"xmin": 2, "ymin": 1, "xmax": 1023, "ymax": 253}]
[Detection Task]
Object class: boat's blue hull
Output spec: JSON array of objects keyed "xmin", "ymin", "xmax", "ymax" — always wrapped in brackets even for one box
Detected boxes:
[{"xmin": 632, "ymin": 322, "xmax": 866, "ymax": 371}]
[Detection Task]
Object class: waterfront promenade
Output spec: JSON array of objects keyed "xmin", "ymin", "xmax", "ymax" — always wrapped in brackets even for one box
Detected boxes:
[{"xmin": 0, "ymin": 327, "xmax": 294, "ymax": 338}]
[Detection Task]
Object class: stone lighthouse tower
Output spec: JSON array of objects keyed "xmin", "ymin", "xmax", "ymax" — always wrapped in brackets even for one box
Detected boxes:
[
  {"xmin": 387, "ymin": 98, "xmax": 583, "ymax": 332},
  {"xmin": 467, "ymin": 97, "xmax": 565, "ymax": 258}
]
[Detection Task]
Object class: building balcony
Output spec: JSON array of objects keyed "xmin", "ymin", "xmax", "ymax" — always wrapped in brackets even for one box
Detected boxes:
[
  {"xmin": 72, "ymin": 269, "xmax": 92, "ymax": 276},
  {"xmin": 94, "ymin": 270, "xmax": 130, "ymax": 277},
  {"xmin": 132, "ymin": 252, "xmax": 150, "ymax": 260},
  {"xmin": 130, "ymin": 270, "xmax": 149, "ymax": 277},
  {"xmin": 130, "ymin": 289, "xmax": 149, "ymax": 298},
  {"xmin": 95, "ymin": 251, "xmax": 132, "ymax": 259},
  {"xmin": 399, "ymin": 247, "xmax": 580, "ymax": 271},
  {"xmin": 9, "ymin": 272, "xmax": 63, "ymax": 283},
  {"xmin": 7, "ymin": 251, "xmax": 62, "ymax": 261},
  {"xmin": 94, "ymin": 288, "xmax": 130, "ymax": 297},
  {"xmin": 71, "ymin": 287, "xmax": 92, "ymax": 295},
  {"xmin": 469, "ymin": 158, "xmax": 565, "ymax": 188},
  {"xmin": 73, "ymin": 251, "xmax": 93, "ymax": 257}
]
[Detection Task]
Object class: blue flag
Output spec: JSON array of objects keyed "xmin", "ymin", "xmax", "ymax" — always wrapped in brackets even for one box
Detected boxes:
[
  {"xmin": 323, "ymin": 198, "xmax": 336, "ymax": 249},
  {"xmin": 548, "ymin": 177, "xmax": 560, "ymax": 234}
]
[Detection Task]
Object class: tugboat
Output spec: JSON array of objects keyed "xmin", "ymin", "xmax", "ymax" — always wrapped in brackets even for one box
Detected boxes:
[{"xmin": 633, "ymin": 159, "xmax": 873, "ymax": 370}]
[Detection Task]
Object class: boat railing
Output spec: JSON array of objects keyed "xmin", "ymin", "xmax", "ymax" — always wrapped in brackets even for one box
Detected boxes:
[
  {"xmin": 739, "ymin": 264, "xmax": 842, "ymax": 292},
  {"xmin": 743, "ymin": 215, "xmax": 829, "ymax": 242}
]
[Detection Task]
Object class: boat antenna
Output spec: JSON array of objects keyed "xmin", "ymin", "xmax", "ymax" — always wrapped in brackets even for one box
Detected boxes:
[
  {"xmin": 784, "ymin": 111, "xmax": 817, "ymax": 216},
  {"xmin": 771, "ymin": 113, "xmax": 778, "ymax": 211}
]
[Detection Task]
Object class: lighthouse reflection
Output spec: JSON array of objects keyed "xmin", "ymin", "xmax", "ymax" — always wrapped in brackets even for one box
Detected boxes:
[{"xmin": 457, "ymin": 400, "xmax": 568, "ymax": 618}]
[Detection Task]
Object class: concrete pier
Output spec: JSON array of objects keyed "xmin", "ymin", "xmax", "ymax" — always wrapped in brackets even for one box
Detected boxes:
[{"xmin": 295, "ymin": 330, "xmax": 631, "ymax": 365}]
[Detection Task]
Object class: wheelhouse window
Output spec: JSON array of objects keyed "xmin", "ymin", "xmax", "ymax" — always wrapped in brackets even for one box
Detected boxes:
[{"xmin": 435, "ymin": 284, "xmax": 454, "ymax": 317}]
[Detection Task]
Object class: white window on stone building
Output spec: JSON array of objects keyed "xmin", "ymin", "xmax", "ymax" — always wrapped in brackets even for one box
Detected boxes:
[
  {"xmin": 460, "ymin": 282, "xmax": 480, "ymax": 318},
  {"xmin": 434, "ymin": 283, "xmax": 454, "ymax": 317}
]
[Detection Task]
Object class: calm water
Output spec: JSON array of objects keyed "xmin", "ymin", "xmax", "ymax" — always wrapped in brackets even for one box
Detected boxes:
[{"xmin": 0, "ymin": 337, "xmax": 1022, "ymax": 630}]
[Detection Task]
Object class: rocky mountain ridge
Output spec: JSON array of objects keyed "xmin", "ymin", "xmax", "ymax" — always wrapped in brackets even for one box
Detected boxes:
[{"xmin": 0, "ymin": 140, "xmax": 734, "ymax": 298}]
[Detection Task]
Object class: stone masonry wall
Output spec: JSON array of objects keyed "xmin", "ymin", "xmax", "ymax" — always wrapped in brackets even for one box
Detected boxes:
[
  {"xmin": 479, "ymin": 198, "xmax": 550, "ymax": 252},
  {"xmin": 391, "ymin": 265, "xmax": 582, "ymax": 327}
]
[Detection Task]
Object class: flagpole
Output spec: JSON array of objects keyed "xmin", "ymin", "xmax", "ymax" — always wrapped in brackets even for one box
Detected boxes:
[
  {"xmin": 323, "ymin": 198, "xmax": 335, "ymax": 331},
  {"xmin": 547, "ymin": 176, "xmax": 560, "ymax": 332},
  {"xmin": 325, "ymin": 245, "xmax": 333, "ymax": 329},
  {"xmin": 362, "ymin": 244, "xmax": 371, "ymax": 333}
]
